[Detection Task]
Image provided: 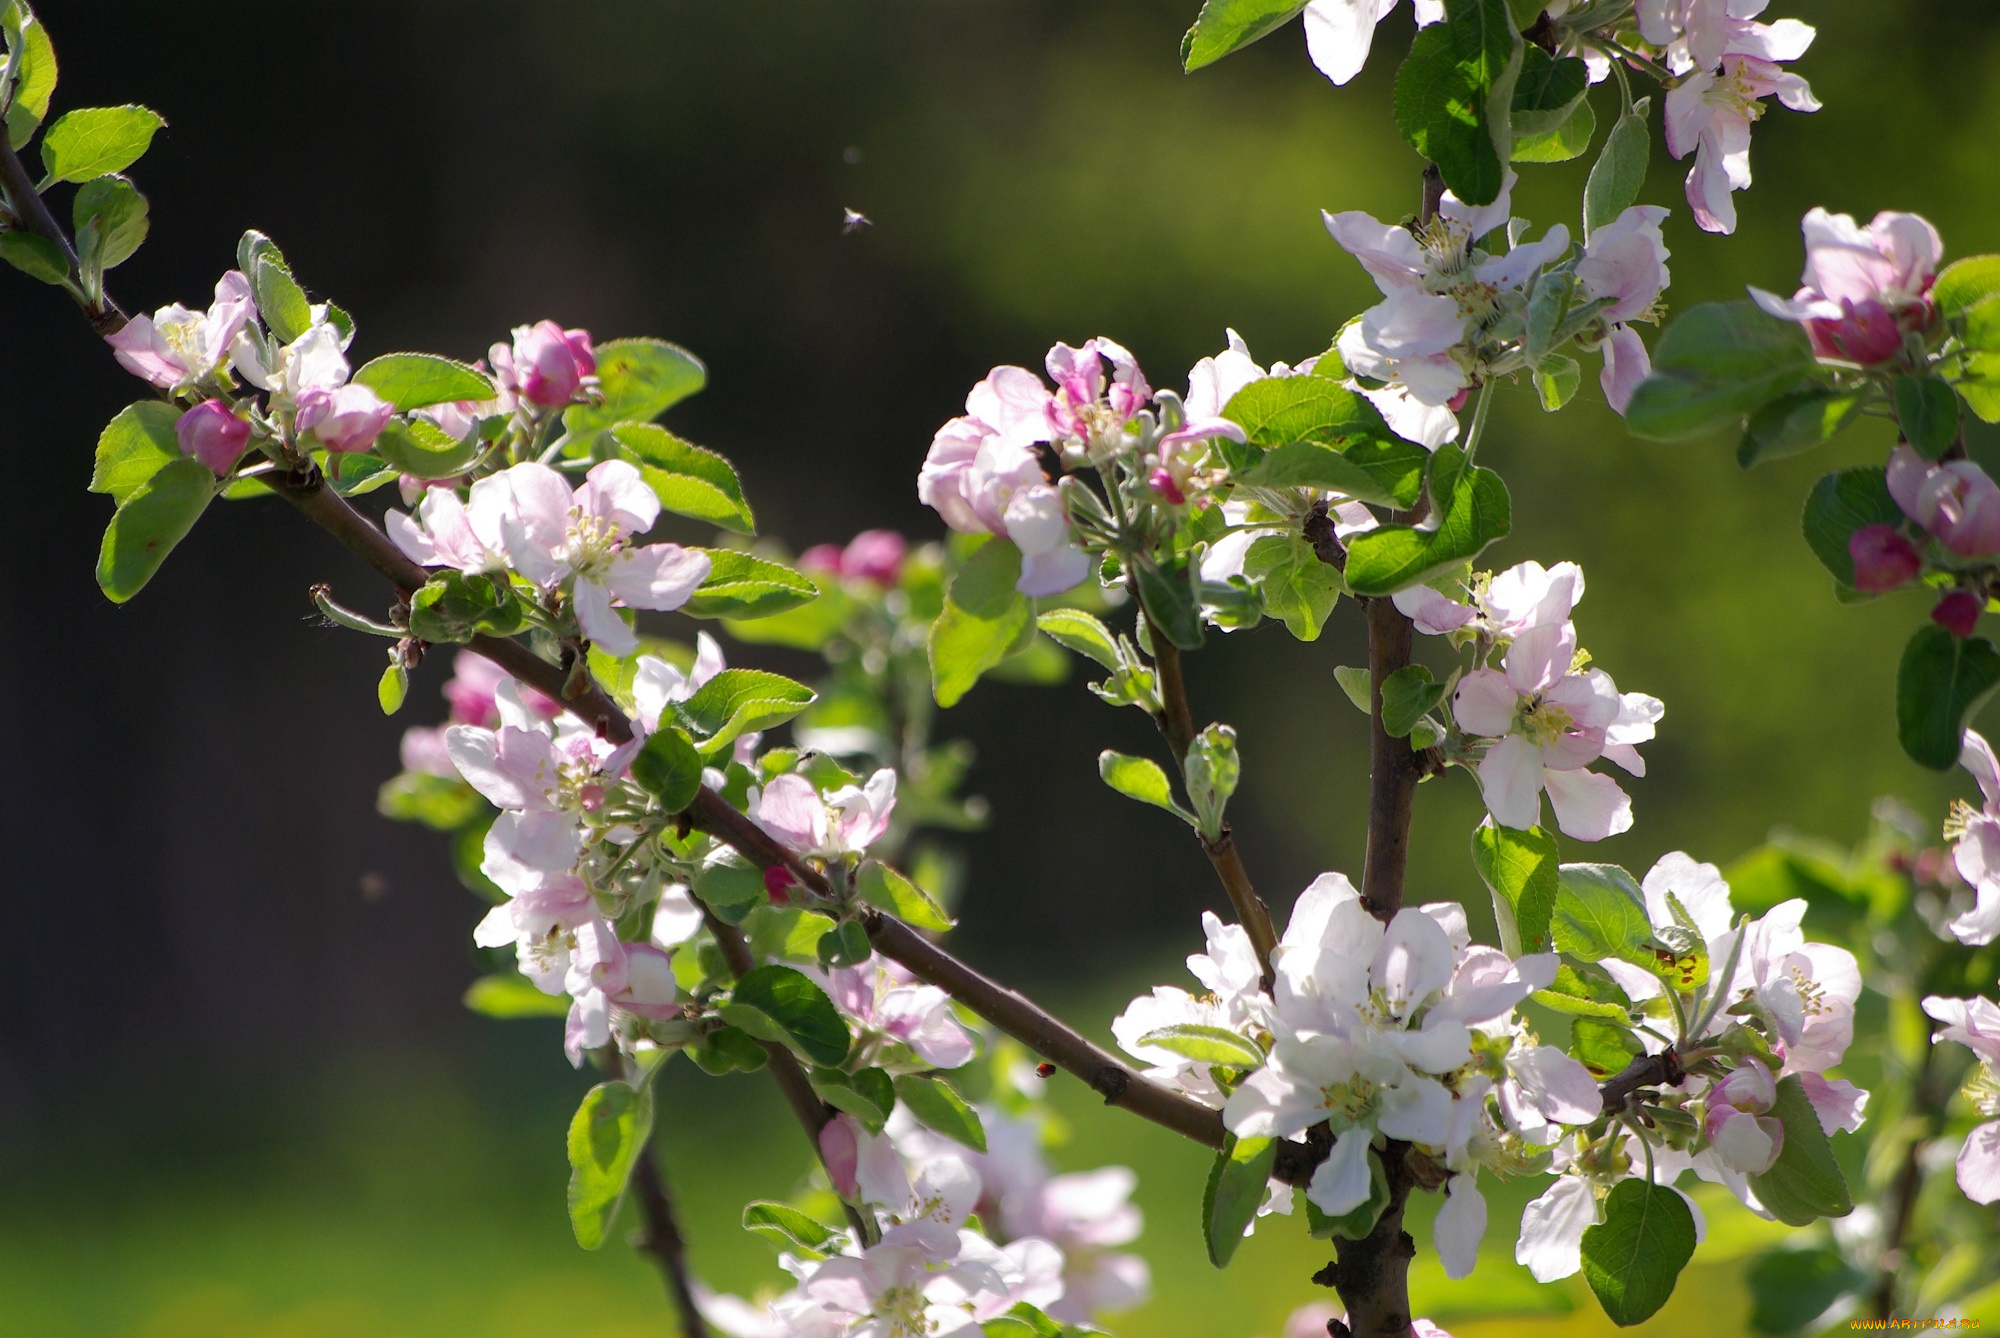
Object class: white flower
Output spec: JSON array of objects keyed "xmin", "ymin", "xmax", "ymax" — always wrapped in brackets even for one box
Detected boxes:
[{"xmin": 1944, "ymin": 730, "xmax": 2000, "ymax": 945}]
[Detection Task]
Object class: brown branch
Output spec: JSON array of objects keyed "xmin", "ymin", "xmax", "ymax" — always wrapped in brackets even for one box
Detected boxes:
[
  {"xmin": 1596, "ymin": 1047, "xmax": 1686, "ymax": 1114},
  {"xmin": 1150, "ymin": 630, "xmax": 1280, "ymax": 982},
  {"xmin": 629, "ymin": 1144, "xmax": 713, "ymax": 1338}
]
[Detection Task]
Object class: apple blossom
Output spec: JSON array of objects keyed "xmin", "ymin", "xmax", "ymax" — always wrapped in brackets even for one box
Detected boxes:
[
  {"xmin": 1886, "ymin": 446, "xmax": 2000, "ymax": 558},
  {"xmin": 825, "ymin": 956, "xmax": 977, "ymax": 1073},
  {"xmin": 1394, "ymin": 559, "xmax": 1585, "ymax": 639},
  {"xmin": 1577, "ymin": 206, "xmax": 1672, "ymax": 411},
  {"xmin": 231, "ymin": 318, "xmax": 351, "ymax": 403},
  {"xmin": 1451, "ymin": 622, "xmax": 1639, "ymax": 840},
  {"xmin": 107, "ymin": 270, "xmax": 257, "ymax": 390},
  {"xmin": 1664, "ymin": 48, "xmax": 1819, "ymax": 235},
  {"xmin": 1113, "ymin": 910, "xmax": 1270, "ymax": 1106},
  {"xmin": 492, "ymin": 320, "xmax": 597, "ymax": 409},
  {"xmin": 1702, "ymin": 1059, "xmax": 1785, "ymax": 1175},
  {"xmin": 293, "ymin": 381, "xmax": 392, "ymax": 453},
  {"xmin": 753, "ymin": 768, "xmax": 898, "ymax": 859},
  {"xmin": 1515, "ymin": 1171, "xmax": 1600, "ymax": 1282},
  {"xmin": 1921, "ymin": 994, "xmax": 2000, "ymax": 1204},
  {"xmin": 174, "ymin": 398, "xmax": 250, "ymax": 475},
  {"xmin": 800, "ymin": 529, "xmax": 908, "ymax": 586},
  {"xmin": 1848, "ymin": 523, "xmax": 1923, "ymax": 593},
  {"xmin": 1943, "ymin": 730, "xmax": 2000, "ymax": 946},
  {"xmin": 1300, "ymin": 0, "xmax": 1440, "ymax": 86},
  {"xmin": 1751, "ymin": 208, "xmax": 1942, "ymax": 364}
]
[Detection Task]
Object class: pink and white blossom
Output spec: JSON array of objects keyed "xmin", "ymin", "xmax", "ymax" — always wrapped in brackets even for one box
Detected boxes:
[
  {"xmin": 1577, "ymin": 206, "xmax": 1672, "ymax": 412},
  {"xmin": 1849, "ymin": 523, "xmax": 1923, "ymax": 593},
  {"xmin": 1113, "ymin": 911, "xmax": 1270, "ymax": 1107},
  {"xmin": 1921, "ymin": 995, "xmax": 2000, "ymax": 1204},
  {"xmin": 174, "ymin": 399, "xmax": 251, "ymax": 475},
  {"xmin": 1664, "ymin": 48, "xmax": 1819, "ymax": 235},
  {"xmin": 1886, "ymin": 446, "xmax": 2000, "ymax": 558},
  {"xmin": 1451, "ymin": 622, "xmax": 1635, "ymax": 840},
  {"xmin": 1300, "ymin": 0, "xmax": 1441, "ymax": 86},
  {"xmin": 107, "ymin": 270, "xmax": 257, "ymax": 390},
  {"xmin": 799, "ymin": 530, "xmax": 908, "ymax": 587},
  {"xmin": 1751, "ymin": 208, "xmax": 1941, "ymax": 363},
  {"xmin": 1515, "ymin": 1173, "xmax": 1599, "ymax": 1282},
  {"xmin": 827, "ymin": 956, "xmax": 977, "ymax": 1073},
  {"xmin": 1943, "ymin": 731, "xmax": 2000, "ymax": 946},
  {"xmin": 293, "ymin": 381, "xmax": 393, "ymax": 453},
  {"xmin": 1703, "ymin": 1060, "xmax": 1785, "ymax": 1174},
  {"xmin": 753, "ymin": 768, "xmax": 898, "ymax": 859},
  {"xmin": 491, "ymin": 320, "xmax": 597, "ymax": 408}
]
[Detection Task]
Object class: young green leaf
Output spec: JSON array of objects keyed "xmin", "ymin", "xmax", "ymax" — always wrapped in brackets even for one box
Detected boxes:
[
  {"xmin": 857, "ymin": 861, "xmax": 954, "ymax": 931},
  {"xmin": 1551, "ymin": 863, "xmax": 1653, "ymax": 962},
  {"xmin": 464, "ymin": 972, "xmax": 574, "ymax": 1019},
  {"xmin": 1234, "ymin": 439, "xmax": 1402, "ymax": 506},
  {"xmin": 1344, "ymin": 444, "xmax": 1511, "ymax": 596},
  {"xmin": 251, "ymin": 255, "xmax": 312, "ymax": 343},
  {"xmin": 1334, "ymin": 665, "xmax": 1374, "ymax": 713},
  {"xmin": 406, "ymin": 571, "xmax": 523, "ymax": 643},
  {"xmin": 96, "ymin": 457, "xmax": 217, "ymax": 603},
  {"xmin": 1134, "ymin": 557, "xmax": 1205, "ymax": 650},
  {"xmin": 1570, "ymin": 1017, "xmax": 1644, "ymax": 1078},
  {"xmin": 1583, "ymin": 101, "xmax": 1650, "ymax": 242},
  {"xmin": 378, "ymin": 771, "xmax": 483, "ymax": 831},
  {"xmin": 894, "ymin": 1074, "xmax": 989, "ymax": 1151},
  {"xmin": 631, "ymin": 725, "xmax": 705, "ymax": 811},
  {"xmin": 609, "ymin": 423, "xmax": 755, "ymax": 534},
  {"xmin": 1511, "ymin": 96, "xmax": 1595, "ymax": 163},
  {"xmin": 1893, "ymin": 374, "xmax": 1961, "ymax": 460},
  {"xmin": 1800, "ymin": 467, "xmax": 1901, "ymax": 588},
  {"xmin": 1221, "ymin": 363, "xmax": 1395, "ymax": 448},
  {"xmin": 1896, "ymin": 625, "xmax": 2000, "ymax": 771},
  {"xmin": 1179, "ymin": 0, "xmax": 1307, "ymax": 71},
  {"xmin": 0, "ymin": 229, "xmax": 66, "ymax": 284},
  {"xmin": 1204, "ymin": 1134, "xmax": 1277, "ymax": 1268},
  {"xmin": 1934, "ymin": 254, "xmax": 2000, "ymax": 319},
  {"xmin": 693, "ymin": 848, "xmax": 768, "ymax": 923},
  {"xmin": 564, "ymin": 337, "xmax": 707, "ymax": 434},
  {"xmin": 1380, "ymin": 665, "xmax": 1447, "ymax": 738},
  {"xmin": 1534, "ymin": 353, "xmax": 1583, "ymax": 411},
  {"xmin": 1534, "ymin": 962, "xmax": 1635, "ymax": 1019},
  {"xmin": 1035, "ymin": 607, "xmax": 1120, "ymax": 669},
  {"xmin": 566, "ymin": 1080, "xmax": 655, "ymax": 1249},
  {"xmin": 378, "ymin": 658, "xmax": 408, "ymax": 714},
  {"xmin": 1184, "ymin": 723, "xmax": 1241, "ymax": 842},
  {"xmin": 931, "ymin": 539, "xmax": 1032, "ymax": 707},
  {"xmin": 1510, "ymin": 47, "xmax": 1588, "ymax": 136},
  {"xmin": 684, "ymin": 550, "xmax": 820, "ymax": 620},
  {"xmin": 1471, "ymin": 820, "xmax": 1560, "ymax": 953},
  {"xmin": 1744, "ymin": 1246, "xmax": 1869, "ymax": 1334},
  {"xmin": 373, "ymin": 417, "xmax": 482, "ymax": 479},
  {"xmin": 1737, "ymin": 387, "xmax": 1867, "ymax": 467},
  {"xmin": 727, "ymin": 965, "xmax": 851, "ymax": 1066},
  {"xmin": 1242, "ymin": 532, "xmax": 1341, "ymax": 641},
  {"xmin": 1625, "ymin": 300, "xmax": 1819, "ymax": 441},
  {"xmin": 1344, "ymin": 436, "xmax": 1431, "ymax": 509},
  {"xmin": 1392, "ymin": 0, "xmax": 1522, "ymax": 207},
  {"xmin": 3, "ymin": 3, "xmax": 58, "ymax": 149},
  {"xmin": 73, "ymin": 174, "xmax": 149, "ymax": 272},
  {"xmin": 353, "ymin": 353, "xmax": 497, "ymax": 410},
  {"xmin": 1579, "ymin": 1178, "xmax": 1697, "ymax": 1325},
  {"xmin": 39, "ymin": 104, "xmax": 163, "ymax": 184},
  {"xmin": 1749, "ymin": 1074, "xmax": 1855, "ymax": 1225},
  {"xmin": 1136, "ymin": 1023, "xmax": 1265, "ymax": 1068},
  {"xmin": 1098, "ymin": 751, "xmax": 1194, "ymax": 825},
  {"xmin": 90, "ymin": 401, "xmax": 181, "ymax": 505},
  {"xmin": 676, "ymin": 668, "xmax": 816, "ymax": 756},
  {"xmin": 812, "ymin": 1064, "xmax": 895, "ymax": 1131},
  {"xmin": 743, "ymin": 1200, "xmax": 843, "ymax": 1255}
]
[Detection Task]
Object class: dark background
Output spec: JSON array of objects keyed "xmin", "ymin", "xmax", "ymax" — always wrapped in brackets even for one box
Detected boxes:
[{"xmin": 3, "ymin": 2, "xmax": 1998, "ymax": 1333}]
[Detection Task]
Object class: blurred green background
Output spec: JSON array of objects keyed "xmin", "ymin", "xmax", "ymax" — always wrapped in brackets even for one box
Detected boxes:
[{"xmin": 5, "ymin": 0, "xmax": 2000, "ymax": 1333}]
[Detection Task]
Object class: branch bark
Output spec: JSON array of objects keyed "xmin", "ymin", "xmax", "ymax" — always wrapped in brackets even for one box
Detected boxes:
[{"xmin": 630, "ymin": 1144, "xmax": 713, "ymax": 1338}]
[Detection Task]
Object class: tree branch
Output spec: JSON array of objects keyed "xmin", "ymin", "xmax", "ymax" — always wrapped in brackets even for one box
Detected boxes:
[
  {"xmin": 1149, "ymin": 631, "xmax": 1279, "ymax": 983},
  {"xmin": 0, "ymin": 128, "xmax": 125, "ymax": 333},
  {"xmin": 629, "ymin": 1143, "xmax": 713, "ymax": 1338}
]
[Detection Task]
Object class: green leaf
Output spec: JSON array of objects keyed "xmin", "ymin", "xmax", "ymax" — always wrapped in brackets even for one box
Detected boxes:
[
  {"xmin": 684, "ymin": 550, "xmax": 819, "ymax": 620},
  {"xmin": 742, "ymin": 905, "xmax": 835, "ymax": 963},
  {"xmin": 894, "ymin": 1074, "xmax": 989, "ymax": 1150},
  {"xmin": 1242, "ymin": 533, "xmax": 1341, "ymax": 641},
  {"xmin": 1736, "ymin": 387, "xmax": 1867, "ymax": 467},
  {"xmin": 1510, "ymin": 47, "xmax": 1588, "ymax": 135},
  {"xmin": 689, "ymin": 1023, "xmax": 770, "ymax": 1075},
  {"xmin": 1344, "ymin": 436, "xmax": 1431, "ymax": 509},
  {"xmin": 1934, "ymin": 254, "xmax": 2000, "ymax": 319},
  {"xmin": 608, "ymin": 423, "xmax": 755, "ymax": 534},
  {"xmin": 724, "ymin": 583, "xmax": 850, "ymax": 651},
  {"xmin": 377, "ymin": 658, "xmax": 408, "ymax": 714},
  {"xmin": 1745, "ymin": 1247, "xmax": 1869, "ymax": 1335},
  {"xmin": 1344, "ymin": 443, "xmax": 1511, "ymax": 596},
  {"xmin": 1749, "ymin": 1073, "xmax": 1854, "ymax": 1226},
  {"xmin": 1380, "ymin": 665, "xmax": 1446, "ymax": 738},
  {"xmin": 564, "ymin": 338, "xmax": 706, "ymax": 435},
  {"xmin": 566, "ymin": 1080, "xmax": 655, "ymax": 1250},
  {"xmin": 856, "ymin": 860, "xmax": 955, "ymax": 932},
  {"xmin": 743, "ymin": 1200, "xmax": 841, "ymax": 1255},
  {"xmin": 812, "ymin": 1064, "xmax": 895, "ymax": 1131},
  {"xmin": 1894, "ymin": 374, "xmax": 1961, "ymax": 460},
  {"xmin": 1098, "ymin": 751, "xmax": 1194, "ymax": 824},
  {"xmin": 251, "ymin": 255, "xmax": 311, "ymax": 344},
  {"xmin": 1510, "ymin": 94, "xmax": 1594, "ymax": 164},
  {"xmin": 96, "ymin": 457, "xmax": 217, "ymax": 603},
  {"xmin": 1534, "ymin": 353, "xmax": 1582, "ymax": 411},
  {"xmin": 1534, "ymin": 962, "xmax": 1634, "ymax": 1019},
  {"xmin": 930, "ymin": 539, "xmax": 1032, "ymax": 708},
  {"xmin": 727, "ymin": 965, "xmax": 851, "ymax": 1066},
  {"xmin": 0, "ymin": 229, "xmax": 66, "ymax": 284},
  {"xmin": 1583, "ymin": 101, "xmax": 1650, "ymax": 241},
  {"xmin": 1204, "ymin": 1134, "xmax": 1277, "ymax": 1268},
  {"xmin": 406, "ymin": 571, "xmax": 523, "ymax": 643},
  {"xmin": 1135, "ymin": 557, "xmax": 1205, "ymax": 650},
  {"xmin": 631, "ymin": 726, "xmax": 704, "ymax": 812},
  {"xmin": 1471, "ymin": 820, "xmax": 1560, "ymax": 954},
  {"xmin": 1184, "ymin": 723, "xmax": 1240, "ymax": 842},
  {"xmin": 1136, "ymin": 1023, "xmax": 1265, "ymax": 1068},
  {"xmin": 38, "ymin": 105, "xmax": 163, "ymax": 184},
  {"xmin": 1222, "ymin": 375, "xmax": 1396, "ymax": 450},
  {"xmin": 1035, "ymin": 607, "xmax": 1119, "ymax": 669},
  {"xmin": 1392, "ymin": 0, "xmax": 1522, "ymax": 207},
  {"xmin": 1954, "ymin": 294, "xmax": 2000, "ymax": 423},
  {"xmin": 3, "ymin": 4, "xmax": 58, "ymax": 150},
  {"xmin": 376, "ymin": 771, "xmax": 483, "ymax": 830},
  {"xmin": 1580, "ymin": 1178, "xmax": 1697, "ymax": 1325},
  {"xmin": 353, "ymin": 353, "xmax": 496, "ymax": 411},
  {"xmin": 1236, "ymin": 439, "xmax": 1402, "ymax": 506},
  {"xmin": 1800, "ymin": 467, "xmax": 1901, "ymax": 588},
  {"xmin": 693, "ymin": 848, "xmax": 767, "ymax": 923},
  {"xmin": 1570, "ymin": 1017, "xmax": 1644, "ymax": 1078},
  {"xmin": 1334, "ymin": 665, "xmax": 1373, "ymax": 713},
  {"xmin": 1551, "ymin": 863, "xmax": 1653, "ymax": 961},
  {"xmin": 464, "ymin": 972, "xmax": 572, "ymax": 1019},
  {"xmin": 1625, "ymin": 300, "xmax": 1819, "ymax": 441},
  {"xmin": 1897, "ymin": 624, "xmax": 2000, "ymax": 771},
  {"xmin": 373, "ymin": 417, "xmax": 481, "ymax": 479},
  {"xmin": 73, "ymin": 174, "xmax": 148, "ymax": 271},
  {"xmin": 677, "ymin": 668, "xmax": 816, "ymax": 756},
  {"xmin": 90, "ymin": 401, "xmax": 182, "ymax": 505},
  {"xmin": 1179, "ymin": 0, "xmax": 1307, "ymax": 71}
]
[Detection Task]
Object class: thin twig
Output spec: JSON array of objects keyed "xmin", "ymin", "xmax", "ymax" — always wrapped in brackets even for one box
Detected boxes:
[{"xmin": 629, "ymin": 1143, "xmax": 713, "ymax": 1338}]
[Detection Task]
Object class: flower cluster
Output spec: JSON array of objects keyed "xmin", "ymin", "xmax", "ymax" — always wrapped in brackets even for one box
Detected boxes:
[
  {"xmin": 1752, "ymin": 208, "xmax": 1942, "ymax": 368},
  {"xmin": 1328, "ymin": 177, "xmax": 1671, "ymax": 418},
  {"xmin": 1919, "ymin": 994, "xmax": 2000, "ymax": 1206},
  {"xmin": 1400, "ymin": 559, "xmax": 1661, "ymax": 841}
]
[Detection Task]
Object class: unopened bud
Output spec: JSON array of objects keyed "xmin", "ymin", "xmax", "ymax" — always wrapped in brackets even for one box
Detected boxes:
[
  {"xmin": 175, "ymin": 398, "xmax": 251, "ymax": 475},
  {"xmin": 1848, "ymin": 524, "xmax": 1921, "ymax": 592},
  {"xmin": 1934, "ymin": 589, "xmax": 1983, "ymax": 639}
]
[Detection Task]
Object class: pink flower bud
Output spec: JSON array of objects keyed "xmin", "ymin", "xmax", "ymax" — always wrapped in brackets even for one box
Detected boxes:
[
  {"xmin": 1148, "ymin": 465, "xmax": 1186, "ymax": 506},
  {"xmin": 797, "ymin": 544, "xmax": 845, "ymax": 577},
  {"xmin": 1935, "ymin": 589, "xmax": 1983, "ymax": 639},
  {"xmin": 1848, "ymin": 524, "xmax": 1921, "ymax": 592},
  {"xmin": 763, "ymin": 864, "xmax": 797, "ymax": 903},
  {"xmin": 818, "ymin": 1115, "xmax": 861, "ymax": 1200},
  {"xmin": 841, "ymin": 530, "xmax": 907, "ymax": 585},
  {"xmin": 175, "ymin": 399, "xmax": 251, "ymax": 475},
  {"xmin": 294, "ymin": 383, "xmax": 393, "ymax": 453},
  {"xmin": 511, "ymin": 320, "xmax": 596, "ymax": 407},
  {"xmin": 1806, "ymin": 298, "xmax": 1907, "ymax": 366}
]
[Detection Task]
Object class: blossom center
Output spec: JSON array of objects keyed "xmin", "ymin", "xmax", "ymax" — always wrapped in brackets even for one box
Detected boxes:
[
  {"xmin": 564, "ymin": 509, "xmax": 622, "ymax": 579},
  {"xmin": 871, "ymin": 1284, "xmax": 935, "ymax": 1336},
  {"xmin": 1317, "ymin": 1073, "xmax": 1378, "ymax": 1126},
  {"xmin": 1517, "ymin": 695, "xmax": 1576, "ymax": 748},
  {"xmin": 1705, "ymin": 61, "xmax": 1769, "ymax": 123}
]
